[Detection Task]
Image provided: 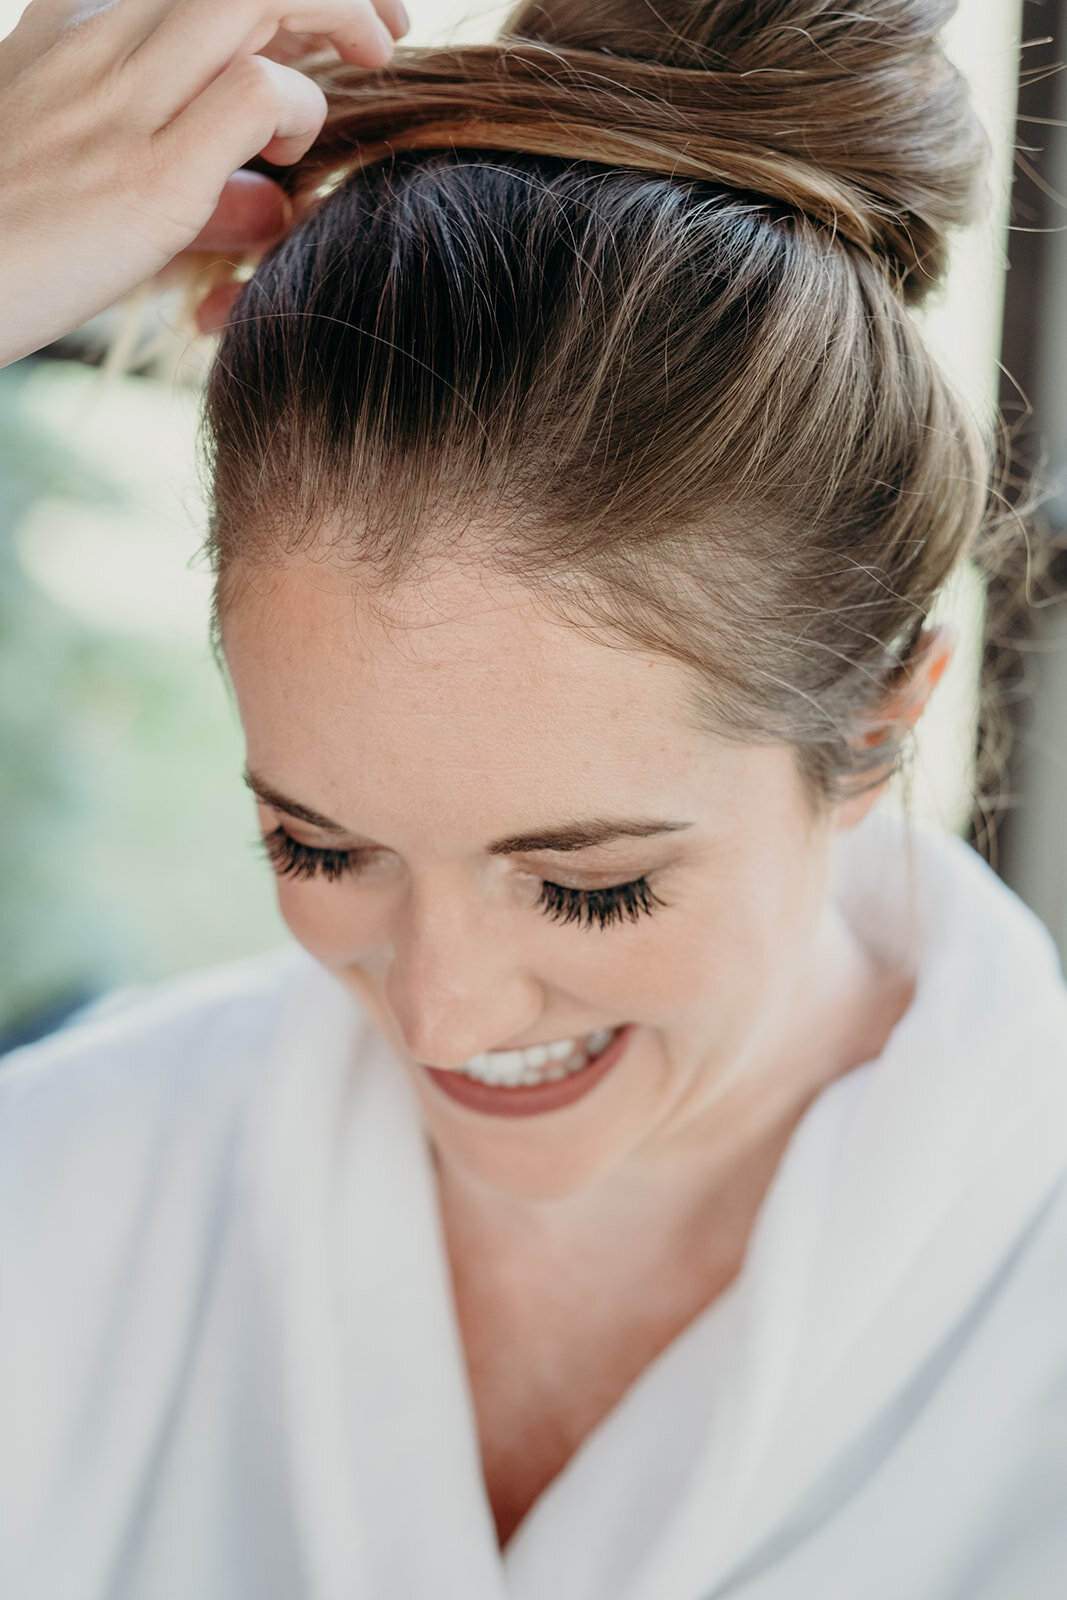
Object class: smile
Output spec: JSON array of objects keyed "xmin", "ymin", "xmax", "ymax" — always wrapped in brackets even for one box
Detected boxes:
[
  {"xmin": 456, "ymin": 1027, "xmax": 616, "ymax": 1086},
  {"xmin": 420, "ymin": 1026, "xmax": 632, "ymax": 1118}
]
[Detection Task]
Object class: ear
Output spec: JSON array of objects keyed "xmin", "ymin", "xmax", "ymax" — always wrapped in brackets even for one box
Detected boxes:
[{"xmin": 833, "ymin": 623, "xmax": 957, "ymax": 832}]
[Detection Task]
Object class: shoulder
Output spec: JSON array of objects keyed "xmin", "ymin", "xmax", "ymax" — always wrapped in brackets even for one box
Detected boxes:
[
  {"xmin": 0, "ymin": 945, "xmax": 347, "ymax": 1569},
  {"xmin": 1, "ymin": 943, "xmax": 313, "ymax": 1113},
  {"xmin": 0, "ymin": 945, "xmax": 323, "ymax": 1262}
]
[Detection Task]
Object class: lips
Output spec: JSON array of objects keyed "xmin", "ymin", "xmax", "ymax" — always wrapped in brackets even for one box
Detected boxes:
[{"xmin": 420, "ymin": 1025, "xmax": 632, "ymax": 1118}]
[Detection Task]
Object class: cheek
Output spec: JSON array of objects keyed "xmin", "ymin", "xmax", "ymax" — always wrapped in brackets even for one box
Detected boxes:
[
  {"xmin": 272, "ymin": 837, "xmax": 828, "ymax": 1027},
  {"xmin": 273, "ymin": 879, "xmax": 379, "ymax": 964},
  {"xmin": 537, "ymin": 913, "xmax": 764, "ymax": 1025},
  {"xmin": 556, "ymin": 854, "xmax": 825, "ymax": 1026}
]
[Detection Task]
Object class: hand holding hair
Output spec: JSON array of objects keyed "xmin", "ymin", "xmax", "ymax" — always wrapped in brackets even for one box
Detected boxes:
[{"xmin": 0, "ymin": 0, "xmax": 409, "ymax": 367}]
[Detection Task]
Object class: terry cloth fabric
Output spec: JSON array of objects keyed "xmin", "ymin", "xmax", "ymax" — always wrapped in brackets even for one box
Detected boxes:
[{"xmin": 2, "ymin": 810, "xmax": 1067, "ymax": 1600}]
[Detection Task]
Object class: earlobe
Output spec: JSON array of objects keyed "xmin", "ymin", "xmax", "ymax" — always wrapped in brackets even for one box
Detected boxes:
[
  {"xmin": 862, "ymin": 622, "xmax": 957, "ymax": 747},
  {"xmin": 877, "ymin": 624, "xmax": 955, "ymax": 737},
  {"xmin": 834, "ymin": 622, "xmax": 957, "ymax": 833}
]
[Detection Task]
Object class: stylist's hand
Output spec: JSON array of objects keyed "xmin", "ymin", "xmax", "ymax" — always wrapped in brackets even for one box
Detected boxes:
[{"xmin": 0, "ymin": 0, "xmax": 409, "ymax": 367}]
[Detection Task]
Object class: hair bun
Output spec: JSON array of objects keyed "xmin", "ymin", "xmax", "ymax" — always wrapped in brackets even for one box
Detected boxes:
[
  {"xmin": 286, "ymin": 0, "xmax": 989, "ymax": 304},
  {"xmin": 504, "ymin": 0, "xmax": 989, "ymax": 300}
]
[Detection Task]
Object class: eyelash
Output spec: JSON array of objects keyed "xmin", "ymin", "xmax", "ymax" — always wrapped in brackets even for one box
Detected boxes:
[
  {"xmin": 535, "ymin": 876, "xmax": 664, "ymax": 930},
  {"xmin": 257, "ymin": 826, "xmax": 665, "ymax": 930},
  {"xmin": 258, "ymin": 826, "xmax": 358, "ymax": 884}
]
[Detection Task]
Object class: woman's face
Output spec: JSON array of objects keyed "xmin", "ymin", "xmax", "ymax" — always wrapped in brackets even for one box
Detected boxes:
[{"xmin": 222, "ymin": 555, "xmax": 869, "ymax": 1202}]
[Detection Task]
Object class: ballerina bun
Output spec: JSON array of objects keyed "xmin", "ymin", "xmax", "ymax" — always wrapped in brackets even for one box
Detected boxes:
[
  {"xmin": 506, "ymin": 0, "xmax": 989, "ymax": 301},
  {"xmin": 266, "ymin": 0, "xmax": 990, "ymax": 306}
]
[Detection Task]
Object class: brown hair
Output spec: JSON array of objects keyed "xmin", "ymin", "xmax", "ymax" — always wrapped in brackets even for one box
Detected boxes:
[{"xmin": 198, "ymin": 0, "xmax": 1000, "ymax": 804}]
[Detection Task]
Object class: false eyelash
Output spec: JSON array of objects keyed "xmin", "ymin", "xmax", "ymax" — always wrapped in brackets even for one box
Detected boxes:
[
  {"xmin": 257, "ymin": 825, "xmax": 361, "ymax": 884},
  {"xmin": 536, "ymin": 877, "xmax": 664, "ymax": 930},
  {"xmin": 258, "ymin": 826, "xmax": 665, "ymax": 930}
]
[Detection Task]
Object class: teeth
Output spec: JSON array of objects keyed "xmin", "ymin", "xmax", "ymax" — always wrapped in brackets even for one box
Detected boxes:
[{"xmin": 455, "ymin": 1027, "xmax": 618, "ymax": 1087}]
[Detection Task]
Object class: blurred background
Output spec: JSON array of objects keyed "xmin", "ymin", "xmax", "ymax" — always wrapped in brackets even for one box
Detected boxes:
[{"xmin": 0, "ymin": 0, "xmax": 1062, "ymax": 1050}]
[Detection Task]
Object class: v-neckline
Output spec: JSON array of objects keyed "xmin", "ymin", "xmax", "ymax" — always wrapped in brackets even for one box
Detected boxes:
[
  {"xmin": 493, "ymin": 1276, "xmax": 747, "ymax": 1585},
  {"xmin": 258, "ymin": 813, "xmax": 1067, "ymax": 1599},
  {"xmin": 418, "ymin": 1124, "xmax": 753, "ymax": 1586}
]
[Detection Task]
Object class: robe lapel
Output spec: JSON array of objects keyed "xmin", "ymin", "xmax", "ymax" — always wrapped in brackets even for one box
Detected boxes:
[
  {"xmin": 610, "ymin": 822, "xmax": 1067, "ymax": 1600},
  {"xmin": 247, "ymin": 812, "xmax": 1067, "ymax": 1600},
  {"xmin": 494, "ymin": 819, "xmax": 1067, "ymax": 1600},
  {"xmin": 247, "ymin": 957, "xmax": 508, "ymax": 1600}
]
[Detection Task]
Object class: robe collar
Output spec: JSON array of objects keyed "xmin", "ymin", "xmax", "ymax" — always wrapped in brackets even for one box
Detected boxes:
[{"xmin": 246, "ymin": 811, "xmax": 1067, "ymax": 1600}]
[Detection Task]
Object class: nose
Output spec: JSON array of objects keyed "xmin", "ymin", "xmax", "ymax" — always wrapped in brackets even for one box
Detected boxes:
[{"xmin": 383, "ymin": 881, "xmax": 543, "ymax": 1070}]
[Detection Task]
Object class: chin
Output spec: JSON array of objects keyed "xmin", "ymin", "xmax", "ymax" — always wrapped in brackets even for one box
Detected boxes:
[{"xmin": 413, "ymin": 1087, "xmax": 638, "ymax": 1202}]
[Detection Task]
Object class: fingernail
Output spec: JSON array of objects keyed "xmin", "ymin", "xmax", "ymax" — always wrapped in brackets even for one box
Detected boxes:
[{"xmin": 396, "ymin": 3, "xmax": 411, "ymax": 33}]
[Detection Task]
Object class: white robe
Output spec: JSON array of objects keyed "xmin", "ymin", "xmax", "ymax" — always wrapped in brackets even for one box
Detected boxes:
[{"xmin": 2, "ymin": 812, "xmax": 1067, "ymax": 1600}]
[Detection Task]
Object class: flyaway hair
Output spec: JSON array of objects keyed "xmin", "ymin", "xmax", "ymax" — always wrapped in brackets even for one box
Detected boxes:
[{"xmin": 194, "ymin": 0, "xmax": 1011, "ymax": 804}]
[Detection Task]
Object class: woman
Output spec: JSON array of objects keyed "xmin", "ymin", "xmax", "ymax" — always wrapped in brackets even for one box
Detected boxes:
[{"xmin": 2, "ymin": 1, "xmax": 1067, "ymax": 1597}]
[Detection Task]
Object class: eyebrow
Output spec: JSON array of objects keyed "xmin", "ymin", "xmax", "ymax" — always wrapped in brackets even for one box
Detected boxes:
[
  {"xmin": 486, "ymin": 820, "xmax": 692, "ymax": 854},
  {"xmin": 244, "ymin": 770, "xmax": 692, "ymax": 854}
]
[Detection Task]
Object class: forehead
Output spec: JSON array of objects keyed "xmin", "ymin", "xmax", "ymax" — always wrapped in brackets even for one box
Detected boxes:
[
  {"xmin": 219, "ymin": 555, "xmax": 791, "ymax": 842},
  {"xmin": 224, "ymin": 555, "xmax": 697, "ymax": 745}
]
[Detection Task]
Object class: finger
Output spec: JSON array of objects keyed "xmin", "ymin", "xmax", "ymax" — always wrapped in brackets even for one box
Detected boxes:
[
  {"xmin": 255, "ymin": 29, "xmax": 336, "ymax": 65},
  {"xmin": 187, "ymin": 168, "xmax": 293, "ymax": 250},
  {"xmin": 101, "ymin": 0, "xmax": 408, "ymax": 50},
  {"xmin": 369, "ymin": 0, "xmax": 409, "ymax": 38},
  {"xmin": 126, "ymin": 0, "xmax": 401, "ymax": 121},
  {"xmin": 256, "ymin": 6, "xmax": 412, "ymax": 65},
  {"xmin": 194, "ymin": 278, "xmax": 244, "ymax": 336},
  {"xmin": 154, "ymin": 49, "xmax": 329, "ymax": 177}
]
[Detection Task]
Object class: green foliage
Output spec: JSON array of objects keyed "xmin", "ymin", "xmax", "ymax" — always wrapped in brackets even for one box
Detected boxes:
[{"xmin": 0, "ymin": 359, "xmax": 286, "ymax": 1041}]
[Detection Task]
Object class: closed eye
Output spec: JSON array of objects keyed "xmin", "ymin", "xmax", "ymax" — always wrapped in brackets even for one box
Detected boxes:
[
  {"xmin": 257, "ymin": 825, "xmax": 369, "ymax": 883},
  {"xmin": 536, "ymin": 877, "xmax": 665, "ymax": 929},
  {"xmin": 258, "ymin": 826, "xmax": 667, "ymax": 929}
]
